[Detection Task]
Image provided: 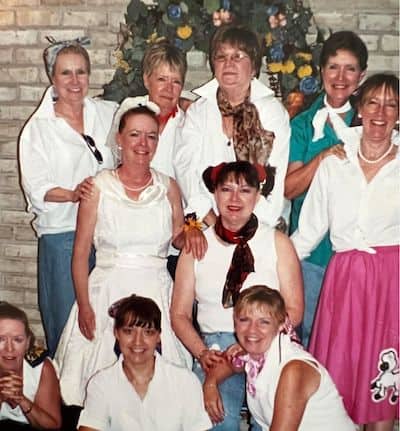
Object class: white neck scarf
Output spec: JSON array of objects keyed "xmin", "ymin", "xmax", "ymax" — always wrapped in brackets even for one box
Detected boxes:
[{"xmin": 312, "ymin": 95, "xmax": 352, "ymax": 142}]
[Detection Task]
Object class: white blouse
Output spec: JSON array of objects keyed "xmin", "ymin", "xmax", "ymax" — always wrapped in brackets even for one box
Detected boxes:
[
  {"xmin": 291, "ymin": 128, "xmax": 400, "ymax": 259},
  {"xmin": 19, "ymin": 86, "xmax": 117, "ymax": 236},
  {"xmin": 174, "ymin": 78, "xmax": 290, "ymax": 227}
]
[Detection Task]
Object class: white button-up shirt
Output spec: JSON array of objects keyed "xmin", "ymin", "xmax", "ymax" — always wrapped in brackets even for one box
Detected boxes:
[
  {"xmin": 174, "ymin": 78, "xmax": 290, "ymax": 227},
  {"xmin": 19, "ymin": 86, "xmax": 117, "ymax": 236},
  {"xmin": 291, "ymin": 127, "xmax": 400, "ymax": 258},
  {"xmin": 78, "ymin": 353, "xmax": 211, "ymax": 431}
]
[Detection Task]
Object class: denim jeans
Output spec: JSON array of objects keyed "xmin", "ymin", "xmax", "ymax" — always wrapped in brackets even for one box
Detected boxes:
[
  {"xmin": 300, "ymin": 260, "xmax": 326, "ymax": 348},
  {"xmin": 38, "ymin": 231, "xmax": 95, "ymax": 357},
  {"xmin": 193, "ymin": 332, "xmax": 245, "ymax": 431}
]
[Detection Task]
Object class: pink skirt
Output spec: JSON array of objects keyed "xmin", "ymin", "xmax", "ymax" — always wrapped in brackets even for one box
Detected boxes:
[{"xmin": 309, "ymin": 246, "xmax": 399, "ymax": 425}]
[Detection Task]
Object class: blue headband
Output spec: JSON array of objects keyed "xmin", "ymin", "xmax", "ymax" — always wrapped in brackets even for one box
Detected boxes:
[{"xmin": 44, "ymin": 36, "xmax": 90, "ymax": 77}]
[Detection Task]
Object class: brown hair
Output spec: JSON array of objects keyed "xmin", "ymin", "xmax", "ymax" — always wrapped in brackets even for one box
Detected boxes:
[
  {"xmin": 0, "ymin": 302, "xmax": 35, "ymax": 352},
  {"xmin": 51, "ymin": 45, "xmax": 91, "ymax": 77},
  {"xmin": 356, "ymin": 73, "xmax": 399, "ymax": 109},
  {"xmin": 112, "ymin": 295, "xmax": 161, "ymax": 333},
  {"xmin": 234, "ymin": 285, "xmax": 286, "ymax": 325},
  {"xmin": 209, "ymin": 25, "xmax": 262, "ymax": 77},
  {"xmin": 118, "ymin": 106, "xmax": 159, "ymax": 133}
]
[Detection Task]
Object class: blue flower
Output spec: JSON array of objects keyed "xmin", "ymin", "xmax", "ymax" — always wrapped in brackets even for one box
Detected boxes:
[
  {"xmin": 269, "ymin": 43, "xmax": 284, "ymax": 62},
  {"xmin": 222, "ymin": 0, "xmax": 231, "ymax": 10},
  {"xmin": 173, "ymin": 38, "xmax": 184, "ymax": 50},
  {"xmin": 266, "ymin": 5, "xmax": 279, "ymax": 16},
  {"xmin": 167, "ymin": 4, "xmax": 182, "ymax": 20},
  {"xmin": 299, "ymin": 76, "xmax": 319, "ymax": 95}
]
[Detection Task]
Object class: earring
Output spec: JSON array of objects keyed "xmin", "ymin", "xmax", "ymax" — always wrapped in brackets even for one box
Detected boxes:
[{"xmin": 358, "ymin": 113, "xmax": 362, "ymax": 119}]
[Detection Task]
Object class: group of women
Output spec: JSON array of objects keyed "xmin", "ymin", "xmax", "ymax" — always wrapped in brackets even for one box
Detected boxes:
[{"xmin": 3, "ymin": 21, "xmax": 397, "ymax": 431}]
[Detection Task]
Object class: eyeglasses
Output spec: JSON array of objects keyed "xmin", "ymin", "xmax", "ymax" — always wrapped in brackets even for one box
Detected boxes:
[
  {"xmin": 214, "ymin": 51, "xmax": 250, "ymax": 63},
  {"xmin": 82, "ymin": 134, "xmax": 103, "ymax": 164}
]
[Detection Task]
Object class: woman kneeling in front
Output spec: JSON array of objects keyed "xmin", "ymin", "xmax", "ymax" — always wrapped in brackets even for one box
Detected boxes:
[
  {"xmin": 204, "ymin": 285, "xmax": 355, "ymax": 431},
  {"xmin": 78, "ymin": 294, "xmax": 211, "ymax": 431}
]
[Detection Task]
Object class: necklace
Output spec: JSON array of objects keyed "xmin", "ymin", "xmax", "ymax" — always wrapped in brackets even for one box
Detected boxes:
[
  {"xmin": 358, "ymin": 142, "xmax": 394, "ymax": 164},
  {"xmin": 116, "ymin": 170, "xmax": 152, "ymax": 192}
]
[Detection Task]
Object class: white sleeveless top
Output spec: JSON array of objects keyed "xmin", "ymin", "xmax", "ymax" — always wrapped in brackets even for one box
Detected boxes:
[
  {"xmin": 195, "ymin": 224, "xmax": 279, "ymax": 333},
  {"xmin": 0, "ymin": 359, "xmax": 44, "ymax": 423},
  {"xmin": 248, "ymin": 334, "xmax": 355, "ymax": 430}
]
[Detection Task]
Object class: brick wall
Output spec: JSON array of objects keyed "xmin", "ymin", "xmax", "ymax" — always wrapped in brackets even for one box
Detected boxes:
[{"xmin": 0, "ymin": 0, "xmax": 398, "ymax": 341}]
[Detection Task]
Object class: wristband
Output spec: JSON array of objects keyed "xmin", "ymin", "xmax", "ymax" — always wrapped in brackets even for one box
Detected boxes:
[{"xmin": 23, "ymin": 401, "xmax": 33, "ymax": 415}]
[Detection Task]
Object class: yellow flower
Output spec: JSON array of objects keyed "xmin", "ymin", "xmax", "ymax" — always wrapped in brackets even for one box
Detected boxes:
[
  {"xmin": 297, "ymin": 64, "xmax": 313, "ymax": 78},
  {"xmin": 265, "ymin": 32, "xmax": 273, "ymax": 47},
  {"xmin": 113, "ymin": 50, "xmax": 131, "ymax": 73},
  {"xmin": 296, "ymin": 52, "xmax": 313, "ymax": 62},
  {"xmin": 268, "ymin": 62, "xmax": 282, "ymax": 73},
  {"xmin": 146, "ymin": 32, "xmax": 166, "ymax": 44},
  {"xmin": 281, "ymin": 60, "xmax": 296, "ymax": 74},
  {"xmin": 177, "ymin": 25, "xmax": 192, "ymax": 40}
]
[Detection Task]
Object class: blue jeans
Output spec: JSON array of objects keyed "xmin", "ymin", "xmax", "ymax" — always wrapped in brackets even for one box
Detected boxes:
[
  {"xmin": 38, "ymin": 231, "xmax": 95, "ymax": 357},
  {"xmin": 300, "ymin": 260, "xmax": 326, "ymax": 348},
  {"xmin": 194, "ymin": 332, "xmax": 245, "ymax": 431}
]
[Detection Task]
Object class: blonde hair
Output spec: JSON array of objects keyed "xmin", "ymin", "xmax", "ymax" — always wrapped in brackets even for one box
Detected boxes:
[{"xmin": 234, "ymin": 285, "xmax": 286, "ymax": 324}]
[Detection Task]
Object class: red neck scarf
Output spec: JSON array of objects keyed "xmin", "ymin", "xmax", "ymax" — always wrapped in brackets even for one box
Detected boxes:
[
  {"xmin": 157, "ymin": 105, "xmax": 178, "ymax": 129},
  {"xmin": 215, "ymin": 214, "xmax": 258, "ymax": 308}
]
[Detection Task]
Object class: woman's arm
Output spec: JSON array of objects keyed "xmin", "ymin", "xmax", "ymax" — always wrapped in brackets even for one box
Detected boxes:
[
  {"xmin": 167, "ymin": 178, "xmax": 207, "ymax": 260},
  {"xmin": 275, "ymin": 230, "xmax": 304, "ymax": 327},
  {"xmin": 79, "ymin": 427, "xmax": 98, "ymax": 431},
  {"xmin": 72, "ymin": 187, "xmax": 100, "ymax": 340},
  {"xmin": 284, "ymin": 144, "xmax": 345, "ymax": 200},
  {"xmin": 270, "ymin": 360, "xmax": 320, "ymax": 431}
]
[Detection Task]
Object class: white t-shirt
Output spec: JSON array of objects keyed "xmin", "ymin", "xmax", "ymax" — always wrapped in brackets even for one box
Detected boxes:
[
  {"xmin": 291, "ymin": 128, "xmax": 400, "ymax": 258},
  {"xmin": 19, "ymin": 86, "xmax": 117, "ymax": 236},
  {"xmin": 248, "ymin": 334, "xmax": 355, "ymax": 431},
  {"xmin": 78, "ymin": 353, "xmax": 211, "ymax": 431},
  {"xmin": 195, "ymin": 224, "xmax": 279, "ymax": 333},
  {"xmin": 174, "ymin": 78, "xmax": 290, "ymax": 227}
]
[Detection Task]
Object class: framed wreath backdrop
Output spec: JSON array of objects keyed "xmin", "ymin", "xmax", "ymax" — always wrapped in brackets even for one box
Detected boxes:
[{"xmin": 103, "ymin": 0, "xmax": 327, "ymax": 117}]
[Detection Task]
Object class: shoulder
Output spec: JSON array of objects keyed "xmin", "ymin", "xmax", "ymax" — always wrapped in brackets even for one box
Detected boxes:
[
  {"xmin": 94, "ymin": 168, "xmax": 114, "ymax": 187},
  {"xmin": 152, "ymin": 168, "xmax": 170, "ymax": 188},
  {"xmin": 279, "ymin": 358, "xmax": 320, "ymax": 397},
  {"xmin": 291, "ymin": 94, "xmax": 324, "ymax": 126},
  {"xmin": 161, "ymin": 358, "xmax": 201, "ymax": 387},
  {"xmin": 86, "ymin": 97, "xmax": 118, "ymax": 117}
]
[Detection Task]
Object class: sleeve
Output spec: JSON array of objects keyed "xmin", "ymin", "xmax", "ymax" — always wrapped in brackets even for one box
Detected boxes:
[
  {"xmin": 180, "ymin": 370, "xmax": 212, "ymax": 431},
  {"xmin": 77, "ymin": 373, "xmax": 109, "ymax": 430},
  {"xmin": 174, "ymin": 102, "xmax": 214, "ymax": 220},
  {"xmin": 290, "ymin": 160, "xmax": 330, "ymax": 259},
  {"xmin": 255, "ymin": 100, "xmax": 290, "ymax": 227},
  {"xmin": 19, "ymin": 120, "xmax": 59, "ymax": 214}
]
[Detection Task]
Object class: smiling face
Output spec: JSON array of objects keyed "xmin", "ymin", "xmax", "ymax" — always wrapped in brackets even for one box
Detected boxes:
[
  {"xmin": 144, "ymin": 64, "xmax": 183, "ymax": 115},
  {"xmin": 114, "ymin": 324, "xmax": 160, "ymax": 366},
  {"xmin": 52, "ymin": 52, "xmax": 89, "ymax": 105},
  {"xmin": 359, "ymin": 84, "xmax": 399, "ymax": 145},
  {"xmin": 321, "ymin": 49, "xmax": 365, "ymax": 108},
  {"xmin": 0, "ymin": 319, "xmax": 30, "ymax": 374},
  {"xmin": 117, "ymin": 112, "xmax": 159, "ymax": 167},
  {"xmin": 234, "ymin": 303, "xmax": 282, "ymax": 359},
  {"xmin": 214, "ymin": 174, "xmax": 260, "ymax": 231},
  {"xmin": 213, "ymin": 43, "xmax": 254, "ymax": 96}
]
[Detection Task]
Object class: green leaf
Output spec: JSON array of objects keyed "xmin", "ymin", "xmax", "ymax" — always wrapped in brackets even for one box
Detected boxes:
[
  {"xmin": 126, "ymin": 0, "xmax": 141, "ymax": 22},
  {"xmin": 203, "ymin": 0, "xmax": 220, "ymax": 13}
]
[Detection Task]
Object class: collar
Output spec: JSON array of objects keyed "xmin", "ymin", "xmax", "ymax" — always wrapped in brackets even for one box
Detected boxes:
[{"xmin": 192, "ymin": 77, "xmax": 275, "ymax": 102}]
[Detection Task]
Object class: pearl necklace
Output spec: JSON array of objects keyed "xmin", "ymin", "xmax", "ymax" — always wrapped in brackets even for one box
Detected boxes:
[
  {"xmin": 357, "ymin": 142, "xmax": 394, "ymax": 164},
  {"xmin": 116, "ymin": 170, "xmax": 152, "ymax": 192}
]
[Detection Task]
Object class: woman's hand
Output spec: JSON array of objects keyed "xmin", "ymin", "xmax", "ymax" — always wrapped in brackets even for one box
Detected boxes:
[
  {"xmin": 321, "ymin": 143, "xmax": 346, "ymax": 161},
  {"xmin": 224, "ymin": 342, "xmax": 245, "ymax": 363},
  {"xmin": 198, "ymin": 349, "xmax": 224, "ymax": 373},
  {"xmin": 0, "ymin": 372, "xmax": 24, "ymax": 408},
  {"xmin": 184, "ymin": 228, "xmax": 208, "ymax": 260},
  {"xmin": 203, "ymin": 380, "xmax": 225, "ymax": 425},
  {"xmin": 73, "ymin": 176, "xmax": 96, "ymax": 202},
  {"xmin": 78, "ymin": 303, "xmax": 96, "ymax": 340}
]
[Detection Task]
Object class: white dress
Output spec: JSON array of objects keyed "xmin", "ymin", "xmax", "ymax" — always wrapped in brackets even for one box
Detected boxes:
[{"xmin": 55, "ymin": 169, "xmax": 189, "ymax": 406}]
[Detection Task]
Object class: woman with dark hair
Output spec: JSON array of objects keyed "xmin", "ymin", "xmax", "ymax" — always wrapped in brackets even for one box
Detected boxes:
[
  {"xmin": 285, "ymin": 31, "xmax": 368, "ymax": 347},
  {"xmin": 292, "ymin": 73, "xmax": 399, "ymax": 430},
  {"xmin": 77, "ymin": 294, "xmax": 211, "ymax": 431},
  {"xmin": 18, "ymin": 37, "xmax": 117, "ymax": 356},
  {"xmin": 174, "ymin": 25, "xmax": 290, "ymax": 231},
  {"xmin": 0, "ymin": 302, "xmax": 61, "ymax": 430},
  {"xmin": 171, "ymin": 161, "xmax": 303, "ymax": 430},
  {"xmin": 55, "ymin": 97, "xmax": 190, "ymax": 407}
]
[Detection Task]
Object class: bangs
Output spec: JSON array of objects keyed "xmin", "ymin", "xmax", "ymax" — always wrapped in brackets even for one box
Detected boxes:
[{"xmin": 122, "ymin": 311, "xmax": 158, "ymax": 330}]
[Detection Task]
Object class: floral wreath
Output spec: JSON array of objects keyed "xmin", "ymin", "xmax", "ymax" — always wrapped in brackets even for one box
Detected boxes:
[{"xmin": 103, "ymin": 0, "xmax": 327, "ymax": 117}]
